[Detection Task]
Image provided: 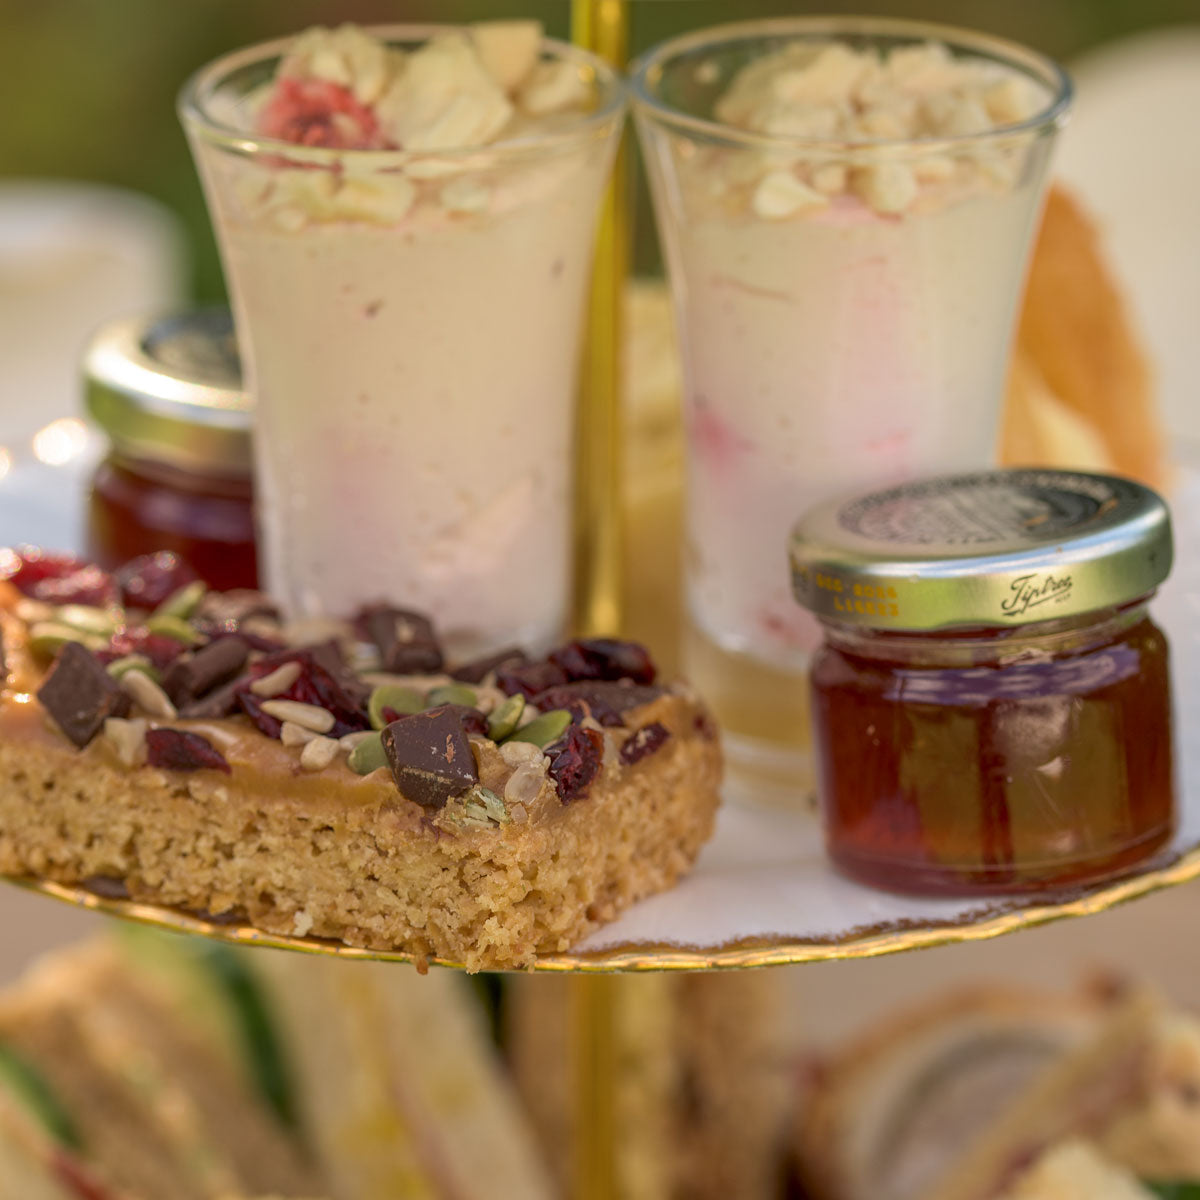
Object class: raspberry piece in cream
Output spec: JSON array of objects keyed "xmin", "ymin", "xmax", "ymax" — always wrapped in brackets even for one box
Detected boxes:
[{"xmin": 258, "ymin": 77, "xmax": 390, "ymax": 149}]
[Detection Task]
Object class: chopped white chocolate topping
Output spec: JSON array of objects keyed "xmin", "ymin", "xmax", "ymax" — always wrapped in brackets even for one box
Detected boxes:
[
  {"xmin": 237, "ymin": 22, "xmax": 599, "ymax": 228},
  {"xmin": 703, "ymin": 38, "xmax": 1050, "ymax": 217},
  {"xmin": 752, "ymin": 170, "xmax": 828, "ymax": 219},
  {"xmin": 279, "ymin": 23, "xmax": 400, "ymax": 106},
  {"xmin": 375, "ymin": 32, "xmax": 513, "ymax": 153},
  {"xmin": 470, "ymin": 20, "xmax": 542, "ymax": 93}
]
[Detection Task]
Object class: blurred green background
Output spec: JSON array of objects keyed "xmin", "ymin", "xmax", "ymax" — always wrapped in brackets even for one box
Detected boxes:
[{"xmin": 2, "ymin": 0, "xmax": 1194, "ymax": 299}]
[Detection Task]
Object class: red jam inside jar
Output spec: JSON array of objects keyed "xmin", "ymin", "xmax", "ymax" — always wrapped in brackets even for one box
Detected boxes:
[
  {"xmin": 88, "ymin": 453, "xmax": 257, "ymax": 591},
  {"xmin": 83, "ymin": 309, "xmax": 258, "ymax": 592},
  {"xmin": 809, "ymin": 602, "xmax": 1175, "ymax": 894},
  {"xmin": 791, "ymin": 468, "xmax": 1176, "ymax": 896}
]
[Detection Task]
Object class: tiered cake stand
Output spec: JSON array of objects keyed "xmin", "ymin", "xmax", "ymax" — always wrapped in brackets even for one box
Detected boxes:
[{"xmin": 3, "ymin": 6, "xmax": 1194, "ymax": 1198}]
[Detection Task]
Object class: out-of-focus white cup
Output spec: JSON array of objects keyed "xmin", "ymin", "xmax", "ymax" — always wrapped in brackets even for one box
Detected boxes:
[{"xmin": 0, "ymin": 180, "xmax": 185, "ymax": 549}]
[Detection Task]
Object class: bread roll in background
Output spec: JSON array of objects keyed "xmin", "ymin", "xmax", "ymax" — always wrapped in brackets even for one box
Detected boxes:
[{"xmin": 1001, "ymin": 185, "xmax": 1167, "ymax": 488}]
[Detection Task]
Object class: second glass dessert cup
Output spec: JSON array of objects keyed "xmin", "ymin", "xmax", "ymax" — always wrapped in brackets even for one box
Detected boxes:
[
  {"xmin": 181, "ymin": 27, "xmax": 625, "ymax": 657},
  {"xmin": 632, "ymin": 17, "xmax": 1072, "ymax": 807}
]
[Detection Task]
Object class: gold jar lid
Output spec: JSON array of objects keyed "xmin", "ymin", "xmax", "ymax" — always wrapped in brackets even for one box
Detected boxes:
[
  {"xmin": 790, "ymin": 469, "xmax": 1173, "ymax": 631},
  {"xmin": 84, "ymin": 309, "xmax": 252, "ymax": 477}
]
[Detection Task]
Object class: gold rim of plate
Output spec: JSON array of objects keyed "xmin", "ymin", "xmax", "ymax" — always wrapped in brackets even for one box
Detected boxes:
[{"xmin": 7, "ymin": 840, "xmax": 1200, "ymax": 973}]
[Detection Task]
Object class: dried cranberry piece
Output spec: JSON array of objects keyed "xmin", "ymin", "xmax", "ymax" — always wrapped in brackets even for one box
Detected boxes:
[
  {"xmin": 239, "ymin": 647, "xmax": 368, "ymax": 737},
  {"xmin": 530, "ymin": 685, "xmax": 623, "ymax": 728},
  {"xmin": 495, "ymin": 661, "xmax": 569, "ymax": 700},
  {"xmin": 236, "ymin": 691, "xmax": 283, "ymax": 739},
  {"xmin": 114, "ymin": 552, "xmax": 199, "ymax": 610},
  {"xmin": 450, "ymin": 646, "xmax": 529, "ymax": 684},
  {"xmin": 620, "ymin": 722, "xmax": 670, "ymax": 766},
  {"xmin": 145, "ymin": 728, "xmax": 231, "ymax": 774},
  {"xmin": 101, "ymin": 627, "xmax": 194, "ymax": 670},
  {"xmin": 1, "ymin": 548, "xmax": 117, "ymax": 608},
  {"xmin": 546, "ymin": 724, "xmax": 604, "ymax": 803},
  {"xmin": 548, "ymin": 638, "xmax": 657, "ymax": 685},
  {"xmin": 437, "ymin": 703, "xmax": 489, "ymax": 739},
  {"xmin": 531, "ymin": 681, "xmax": 667, "ymax": 729}
]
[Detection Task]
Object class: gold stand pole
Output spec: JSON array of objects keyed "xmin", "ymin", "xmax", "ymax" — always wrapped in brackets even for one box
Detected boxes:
[
  {"xmin": 570, "ymin": 4, "xmax": 631, "ymax": 1198},
  {"xmin": 571, "ymin": 0, "xmax": 630, "ymax": 640}
]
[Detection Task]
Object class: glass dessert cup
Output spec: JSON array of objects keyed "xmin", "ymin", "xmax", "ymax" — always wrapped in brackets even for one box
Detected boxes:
[
  {"xmin": 631, "ymin": 18, "xmax": 1072, "ymax": 808},
  {"xmin": 180, "ymin": 27, "xmax": 625, "ymax": 657},
  {"xmin": 810, "ymin": 604, "xmax": 1176, "ymax": 894}
]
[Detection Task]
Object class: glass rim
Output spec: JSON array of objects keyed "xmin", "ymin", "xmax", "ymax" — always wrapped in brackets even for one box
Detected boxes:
[
  {"xmin": 179, "ymin": 23, "xmax": 627, "ymax": 167},
  {"xmin": 630, "ymin": 15, "xmax": 1073, "ymax": 153}
]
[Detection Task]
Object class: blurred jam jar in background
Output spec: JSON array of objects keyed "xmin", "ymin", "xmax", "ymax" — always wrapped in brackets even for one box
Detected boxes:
[
  {"xmin": 791, "ymin": 468, "xmax": 1175, "ymax": 896},
  {"xmin": 84, "ymin": 309, "xmax": 257, "ymax": 590}
]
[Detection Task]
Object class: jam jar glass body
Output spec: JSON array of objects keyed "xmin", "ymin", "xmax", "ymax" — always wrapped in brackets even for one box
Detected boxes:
[
  {"xmin": 89, "ymin": 451, "xmax": 257, "ymax": 591},
  {"xmin": 84, "ymin": 309, "xmax": 258, "ymax": 592},
  {"xmin": 809, "ymin": 599, "xmax": 1175, "ymax": 894}
]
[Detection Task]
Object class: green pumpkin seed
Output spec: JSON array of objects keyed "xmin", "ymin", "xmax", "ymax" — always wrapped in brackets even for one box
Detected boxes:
[
  {"xmin": 505, "ymin": 709, "xmax": 571, "ymax": 749},
  {"xmin": 368, "ymin": 684, "xmax": 424, "ymax": 730},
  {"xmin": 486, "ymin": 693, "xmax": 525, "ymax": 741},
  {"xmin": 425, "ymin": 683, "xmax": 477, "ymax": 709},
  {"xmin": 28, "ymin": 622, "xmax": 108, "ymax": 658},
  {"xmin": 105, "ymin": 655, "xmax": 160, "ymax": 684},
  {"xmin": 347, "ymin": 732, "xmax": 389, "ymax": 776},
  {"xmin": 50, "ymin": 604, "xmax": 120, "ymax": 637},
  {"xmin": 145, "ymin": 612, "xmax": 205, "ymax": 645},
  {"xmin": 154, "ymin": 580, "xmax": 208, "ymax": 621}
]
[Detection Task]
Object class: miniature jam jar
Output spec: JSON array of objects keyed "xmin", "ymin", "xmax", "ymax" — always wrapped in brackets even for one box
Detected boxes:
[
  {"xmin": 84, "ymin": 309, "xmax": 258, "ymax": 590},
  {"xmin": 790, "ymin": 468, "xmax": 1175, "ymax": 895}
]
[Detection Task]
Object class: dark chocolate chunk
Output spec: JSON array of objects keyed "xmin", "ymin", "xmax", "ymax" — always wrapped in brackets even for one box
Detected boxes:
[
  {"xmin": 545, "ymin": 724, "xmax": 604, "ymax": 803},
  {"xmin": 495, "ymin": 660, "xmax": 568, "ymax": 700},
  {"xmin": 178, "ymin": 678, "xmax": 242, "ymax": 720},
  {"xmin": 381, "ymin": 705, "xmax": 478, "ymax": 809},
  {"xmin": 36, "ymin": 642, "xmax": 131, "ymax": 748},
  {"xmin": 548, "ymin": 638, "xmax": 657, "ymax": 685},
  {"xmin": 532, "ymin": 680, "xmax": 665, "ymax": 727},
  {"xmin": 620, "ymin": 722, "xmax": 670, "ymax": 766},
  {"xmin": 145, "ymin": 728, "xmax": 231, "ymax": 774},
  {"xmin": 434, "ymin": 703, "xmax": 489, "ymax": 739},
  {"xmin": 162, "ymin": 636, "xmax": 249, "ymax": 706},
  {"xmin": 450, "ymin": 646, "xmax": 528, "ymax": 684},
  {"xmin": 360, "ymin": 605, "xmax": 443, "ymax": 674}
]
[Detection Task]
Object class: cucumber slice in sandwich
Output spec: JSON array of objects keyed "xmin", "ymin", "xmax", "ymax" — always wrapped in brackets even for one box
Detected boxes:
[{"xmin": 0, "ymin": 1041, "xmax": 81, "ymax": 1152}]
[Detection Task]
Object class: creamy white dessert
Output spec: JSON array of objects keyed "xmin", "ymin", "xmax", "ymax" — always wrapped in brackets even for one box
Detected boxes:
[
  {"xmin": 184, "ymin": 24, "xmax": 621, "ymax": 655},
  {"xmin": 637, "ymin": 33, "xmax": 1063, "ymax": 792}
]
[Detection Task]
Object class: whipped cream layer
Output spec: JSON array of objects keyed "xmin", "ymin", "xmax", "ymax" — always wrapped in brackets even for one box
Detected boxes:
[{"xmin": 188, "ymin": 24, "xmax": 619, "ymax": 655}]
